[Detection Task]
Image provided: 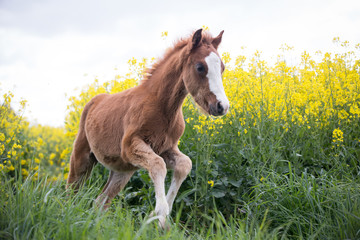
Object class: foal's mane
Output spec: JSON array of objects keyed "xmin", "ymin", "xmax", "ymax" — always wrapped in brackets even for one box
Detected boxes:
[{"xmin": 141, "ymin": 30, "xmax": 214, "ymax": 83}]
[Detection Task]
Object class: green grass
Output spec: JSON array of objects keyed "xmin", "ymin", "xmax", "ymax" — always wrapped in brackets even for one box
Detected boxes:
[
  {"xmin": 1, "ymin": 137, "xmax": 359, "ymax": 240},
  {"xmin": 0, "ymin": 175, "xmax": 278, "ymax": 240}
]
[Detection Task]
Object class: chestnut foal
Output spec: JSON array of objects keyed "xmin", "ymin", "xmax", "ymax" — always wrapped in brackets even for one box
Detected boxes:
[{"xmin": 67, "ymin": 29, "xmax": 229, "ymax": 227}]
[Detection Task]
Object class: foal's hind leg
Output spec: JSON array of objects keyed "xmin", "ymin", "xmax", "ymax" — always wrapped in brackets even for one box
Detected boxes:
[
  {"xmin": 162, "ymin": 147, "xmax": 192, "ymax": 213},
  {"xmin": 95, "ymin": 170, "xmax": 135, "ymax": 210},
  {"xmin": 66, "ymin": 130, "xmax": 97, "ymax": 191}
]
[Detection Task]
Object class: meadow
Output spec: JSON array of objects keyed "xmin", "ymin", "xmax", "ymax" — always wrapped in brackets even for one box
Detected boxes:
[{"xmin": 1, "ymin": 37, "xmax": 359, "ymax": 239}]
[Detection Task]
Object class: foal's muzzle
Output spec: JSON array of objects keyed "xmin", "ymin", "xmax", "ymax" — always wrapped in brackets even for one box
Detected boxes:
[{"xmin": 209, "ymin": 101, "xmax": 228, "ymax": 116}]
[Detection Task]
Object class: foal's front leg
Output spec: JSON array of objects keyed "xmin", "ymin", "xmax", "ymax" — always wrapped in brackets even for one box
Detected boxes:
[
  {"xmin": 122, "ymin": 136, "xmax": 169, "ymax": 227},
  {"xmin": 162, "ymin": 147, "xmax": 192, "ymax": 213}
]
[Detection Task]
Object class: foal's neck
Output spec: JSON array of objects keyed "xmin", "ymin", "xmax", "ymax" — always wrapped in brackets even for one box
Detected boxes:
[{"xmin": 141, "ymin": 51, "xmax": 188, "ymax": 117}]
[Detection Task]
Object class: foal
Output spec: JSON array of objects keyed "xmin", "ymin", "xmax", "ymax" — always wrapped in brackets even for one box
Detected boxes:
[{"xmin": 67, "ymin": 29, "xmax": 229, "ymax": 227}]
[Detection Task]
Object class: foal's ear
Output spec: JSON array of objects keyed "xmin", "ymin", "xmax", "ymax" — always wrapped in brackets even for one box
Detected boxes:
[
  {"xmin": 191, "ymin": 29, "xmax": 203, "ymax": 50},
  {"xmin": 212, "ymin": 30, "xmax": 224, "ymax": 49}
]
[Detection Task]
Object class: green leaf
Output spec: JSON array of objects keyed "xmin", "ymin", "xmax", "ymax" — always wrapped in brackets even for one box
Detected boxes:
[
  {"xmin": 229, "ymin": 179, "xmax": 243, "ymax": 188},
  {"xmin": 211, "ymin": 190, "xmax": 226, "ymax": 198},
  {"xmin": 176, "ymin": 188, "xmax": 197, "ymax": 203},
  {"xmin": 212, "ymin": 143, "xmax": 230, "ymax": 149}
]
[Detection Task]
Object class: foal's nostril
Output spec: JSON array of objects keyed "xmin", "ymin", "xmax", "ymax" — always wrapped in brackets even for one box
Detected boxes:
[{"xmin": 217, "ymin": 101, "xmax": 224, "ymax": 115}]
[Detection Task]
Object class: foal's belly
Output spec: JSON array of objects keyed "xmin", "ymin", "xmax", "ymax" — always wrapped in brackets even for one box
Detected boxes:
[{"xmin": 92, "ymin": 149, "xmax": 139, "ymax": 172}]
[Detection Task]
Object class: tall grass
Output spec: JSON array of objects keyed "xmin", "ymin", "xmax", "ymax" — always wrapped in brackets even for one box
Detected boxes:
[
  {"xmin": 0, "ymin": 173, "xmax": 279, "ymax": 240},
  {"xmin": 1, "ymin": 146, "xmax": 358, "ymax": 239}
]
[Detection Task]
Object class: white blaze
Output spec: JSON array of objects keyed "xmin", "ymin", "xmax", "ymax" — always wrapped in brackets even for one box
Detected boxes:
[{"xmin": 205, "ymin": 52, "xmax": 230, "ymax": 113}]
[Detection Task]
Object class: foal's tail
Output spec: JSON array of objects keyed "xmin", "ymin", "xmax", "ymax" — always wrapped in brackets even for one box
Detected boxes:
[
  {"xmin": 67, "ymin": 94, "xmax": 107, "ymax": 190},
  {"xmin": 79, "ymin": 99, "xmax": 94, "ymax": 135}
]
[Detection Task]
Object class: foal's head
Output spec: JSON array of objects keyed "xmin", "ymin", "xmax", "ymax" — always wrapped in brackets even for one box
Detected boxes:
[{"xmin": 183, "ymin": 29, "xmax": 229, "ymax": 116}]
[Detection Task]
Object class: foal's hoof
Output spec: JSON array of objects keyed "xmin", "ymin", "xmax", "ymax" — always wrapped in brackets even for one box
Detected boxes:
[
  {"xmin": 158, "ymin": 216, "xmax": 171, "ymax": 231},
  {"xmin": 94, "ymin": 195, "xmax": 110, "ymax": 211},
  {"xmin": 147, "ymin": 213, "xmax": 170, "ymax": 230}
]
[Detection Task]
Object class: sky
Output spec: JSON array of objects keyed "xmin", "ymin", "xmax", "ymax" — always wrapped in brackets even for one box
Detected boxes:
[{"xmin": 1, "ymin": 0, "xmax": 359, "ymax": 127}]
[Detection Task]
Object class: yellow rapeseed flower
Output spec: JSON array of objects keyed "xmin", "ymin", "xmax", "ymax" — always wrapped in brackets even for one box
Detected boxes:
[
  {"xmin": 49, "ymin": 153, "xmax": 56, "ymax": 160},
  {"xmin": 208, "ymin": 180, "xmax": 214, "ymax": 187},
  {"xmin": 37, "ymin": 137, "xmax": 44, "ymax": 146},
  {"xmin": 11, "ymin": 149, "xmax": 16, "ymax": 156},
  {"xmin": 0, "ymin": 133, "xmax": 5, "ymax": 141},
  {"xmin": 161, "ymin": 31, "xmax": 168, "ymax": 39},
  {"xmin": 12, "ymin": 143, "xmax": 22, "ymax": 149},
  {"xmin": 332, "ymin": 128, "xmax": 344, "ymax": 143},
  {"xmin": 0, "ymin": 144, "xmax": 4, "ymax": 155},
  {"xmin": 22, "ymin": 169, "xmax": 29, "ymax": 177}
]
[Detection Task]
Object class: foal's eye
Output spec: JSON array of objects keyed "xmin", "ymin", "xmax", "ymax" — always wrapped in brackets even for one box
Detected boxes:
[{"xmin": 195, "ymin": 63, "xmax": 205, "ymax": 73}]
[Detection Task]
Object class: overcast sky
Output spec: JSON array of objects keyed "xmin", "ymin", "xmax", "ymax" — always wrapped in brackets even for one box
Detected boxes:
[{"xmin": 1, "ymin": 0, "xmax": 359, "ymax": 127}]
